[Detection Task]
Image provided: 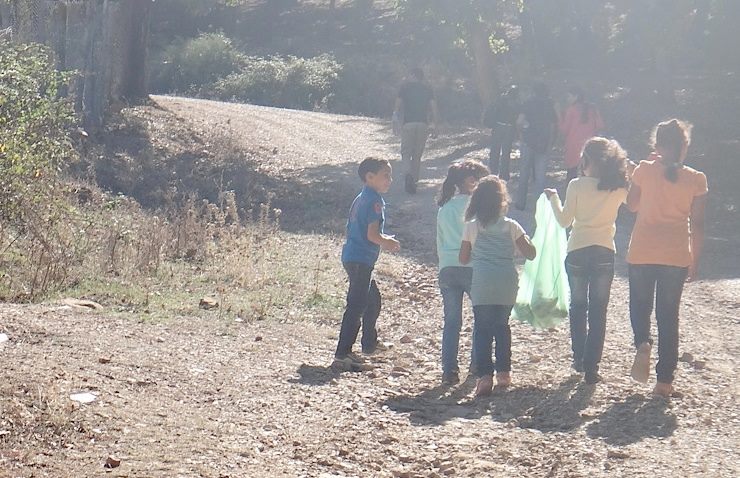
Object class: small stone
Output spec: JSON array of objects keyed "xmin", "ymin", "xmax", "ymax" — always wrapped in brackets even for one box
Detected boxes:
[
  {"xmin": 199, "ymin": 297, "xmax": 219, "ymax": 310},
  {"xmin": 104, "ymin": 456, "xmax": 121, "ymax": 469},
  {"xmin": 98, "ymin": 357, "xmax": 111, "ymax": 364},
  {"xmin": 692, "ymin": 360, "xmax": 707, "ymax": 370},
  {"xmin": 399, "ymin": 335, "xmax": 413, "ymax": 344},
  {"xmin": 607, "ymin": 450, "xmax": 630, "ymax": 459},
  {"xmin": 255, "ymin": 336, "xmax": 263, "ymax": 342},
  {"xmin": 70, "ymin": 392, "xmax": 97, "ymax": 404},
  {"xmin": 679, "ymin": 352, "xmax": 694, "ymax": 363}
]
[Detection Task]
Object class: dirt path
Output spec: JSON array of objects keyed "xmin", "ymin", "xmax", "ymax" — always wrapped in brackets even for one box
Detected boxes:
[{"xmin": 1, "ymin": 96, "xmax": 738, "ymax": 477}]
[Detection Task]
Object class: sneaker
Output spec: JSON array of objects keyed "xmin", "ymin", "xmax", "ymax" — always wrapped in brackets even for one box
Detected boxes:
[
  {"xmin": 584, "ymin": 371, "xmax": 602, "ymax": 384},
  {"xmin": 442, "ymin": 371, "xmax": 460, "ymax": 385},
  {"xmin": 404, "ymin": 174, "xmax": 417, "ymax": 194},
  {"xmin": 653, "ymin": 382, "xmax": 673, "ymax": 398},
  {"xmin": 332, "ymin": 354, "xmax": 374, "ymax": 372},
  {"xmin": 362, "ymin": 341, "xmax": 390, "ymax": 355},
  {"xmin": 474, "ymin": 374, "xmax": 494, "ymax": 397},
  {"xmin": 496, "ymin": 372, "xmax": 512, "ymax": 388},
  {"xmin": 631, "ymin": 342, "xmax": 652, "ymax": 383}
]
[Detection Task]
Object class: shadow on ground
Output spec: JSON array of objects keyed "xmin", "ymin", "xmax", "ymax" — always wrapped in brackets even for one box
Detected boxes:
[{"xmin": 586, "ymin": 393, "xmax": 678, "ymax": 446}]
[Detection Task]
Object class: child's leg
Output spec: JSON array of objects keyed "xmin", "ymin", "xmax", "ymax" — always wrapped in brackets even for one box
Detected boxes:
[
  {"xmin": 654, "ymin": 265, "xmax": 688, "ymax": 385},
  {"xmin": 335, "ymin": 263, "xmax": 373, "ymax": 358},
  {"xmin": 472, "ymin": 305, "xmax": 496, "ymax": 377},
  {"xmin": 440, "ymin": 268, "xmax": 465, "ymax": 375},
  {"xmin": 492, "ymin": 305, "xmax": 513, "ymax": 374},
  {"xmin": 565, "ymin": 252, "xmax": 589, "ymax": 369},
  {"xmin": 360, "ymin": 279, "xmax": 381, "ymax": 353},
  {"xmin": 629, "ymin": 264, "xmax": 657, "ymax": 347},
  {"xmin": 583, "ymin": 249, "xmax": 615, "ymax": 376}
]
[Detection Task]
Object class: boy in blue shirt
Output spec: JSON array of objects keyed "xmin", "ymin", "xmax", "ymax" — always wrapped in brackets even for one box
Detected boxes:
[{"xmin": 333, "ymin": 157, "xmax": 401, "ymax": 371}]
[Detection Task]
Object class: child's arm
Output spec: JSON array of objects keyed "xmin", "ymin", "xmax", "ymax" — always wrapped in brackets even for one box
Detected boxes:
[
  {"xmin": 687, "ymin": 194, "xmax": 707, "ymax": 282},
  {"xmin": 459, "ymin": 240, "xmax": 472, "ymax": 265},
  {"xmin": 544, "ymin": 187, "xmax": 575, "ymax": 228},
  {"xmin": 368, "ymin": 221, "xmax": 400, "ymax": 253},
  {"xmin": 516, "ymin": 234, "xmax": 536, "ymax": 260},
  {"xmin": 626, "ymin": 183, "xmax": 641, "ymax": 212}
]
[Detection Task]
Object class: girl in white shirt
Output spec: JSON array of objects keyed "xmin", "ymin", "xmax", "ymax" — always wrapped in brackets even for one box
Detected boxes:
[{"xmin": 544, "ymin": 137, "xmax": 632, "ymax": 384}]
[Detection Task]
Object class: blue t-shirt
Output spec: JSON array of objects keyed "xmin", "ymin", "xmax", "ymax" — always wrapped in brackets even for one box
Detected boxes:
[{"xmin": 341, "ymin": 186, "xmax": 385, "ymax": 266}]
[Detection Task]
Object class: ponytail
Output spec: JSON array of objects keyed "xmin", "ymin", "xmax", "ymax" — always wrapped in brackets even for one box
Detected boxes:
[
  {"xmin": 437, "ymin": 160, "xmax": 490, "ymax": 207},
  {"xmin": 437, "ymin": 165, "xmax": 460, "ymax": 207},
  {"xmin": 651, "ymin": 119, "xmax": 692, "ymax": 183}
]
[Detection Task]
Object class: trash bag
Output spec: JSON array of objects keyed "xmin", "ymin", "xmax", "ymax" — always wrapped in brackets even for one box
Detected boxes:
[{"xmin": 513, "ymin": 193, "xmax": 570, "ymax": 328}]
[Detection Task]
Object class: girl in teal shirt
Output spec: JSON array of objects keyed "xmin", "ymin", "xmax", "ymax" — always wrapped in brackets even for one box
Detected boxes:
[{"xmin": 436, "ymin": 160, "xmax": 489, "ymax": 385}]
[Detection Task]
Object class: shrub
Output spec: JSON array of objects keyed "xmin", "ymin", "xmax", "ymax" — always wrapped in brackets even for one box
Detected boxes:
[
  {"xmin": 211, "ymin": 54, "xmax": 342, "ymax": 110},
  {"xmin": 0, "ymin": 41, "xmax": 76, "ymax": 221},
  {"xmin": 149, "ymin": 32, "xmax": 245, "ymax": 93}
]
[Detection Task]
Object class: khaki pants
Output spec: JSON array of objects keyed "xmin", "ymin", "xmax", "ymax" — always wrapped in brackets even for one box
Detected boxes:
[{"xmin": 401, "ymin": 122, "xmax": 429, "ymax": 181}]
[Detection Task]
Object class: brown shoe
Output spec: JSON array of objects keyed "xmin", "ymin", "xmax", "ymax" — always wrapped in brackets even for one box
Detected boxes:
[
  {"xmin": 474, "ymin": 375, "xmax": 493, "ymax": 397},
  {"xmin": 653, "ymin": 382, "xmax": 673, "ymax": 398},
  {"xmin": 496, "ymin": 372, "xmax": 512, "ymax": 388}
]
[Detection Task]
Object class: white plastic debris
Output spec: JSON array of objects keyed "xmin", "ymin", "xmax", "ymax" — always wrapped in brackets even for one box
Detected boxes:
[{"xmin": 69, "ymin": 392, "xmax": 98, "ymax": 404}]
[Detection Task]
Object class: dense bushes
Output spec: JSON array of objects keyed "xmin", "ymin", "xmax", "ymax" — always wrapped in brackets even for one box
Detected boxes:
[
  {"xmin": 211, "ymin": 54, "xmax": 342, "ymax": 110},
  {"xmin": 0, "ymin": 41, "xmax": 76, "ymax": 220},
  {"xmin": 149, "ymin": 32, "xmax": 245, "ymax": 94}
]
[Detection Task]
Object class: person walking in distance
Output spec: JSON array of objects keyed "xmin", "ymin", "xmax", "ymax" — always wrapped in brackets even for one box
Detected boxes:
[
  {"xmin": 559, "ymin": 87, "xmax": 605, "ymax": 185},
  {"xmin": 394, "ymin": 67, "xmax": 439, "ymax": 194},
  {"xmin": 483, "ymin": 85, "xmax": 520, "ymax": 181},
  {"xmin": 515, "ymin": 83, "xmax": 558, "ymax": 210}
]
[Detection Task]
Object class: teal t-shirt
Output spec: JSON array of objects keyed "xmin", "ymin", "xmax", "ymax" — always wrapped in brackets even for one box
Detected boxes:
[
  {"xmin": 462, "ymin": 217, "xmax": 526, "ymax": 306},
  {"xmin": 436, "ymin": 195, "xmax": 470, "ymax": 270}
]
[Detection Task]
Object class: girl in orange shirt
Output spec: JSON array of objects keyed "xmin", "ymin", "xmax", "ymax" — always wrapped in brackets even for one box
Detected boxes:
[{"xmin": 626, "ymin": 119, "xmax": 708, "ymax": 398}]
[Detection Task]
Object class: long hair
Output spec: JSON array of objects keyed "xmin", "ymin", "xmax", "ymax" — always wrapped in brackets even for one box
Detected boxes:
[
  {"xmin": 651, "ymin": 119, "xmax": 692, "ymax": 183},
  {"xmin": 465, "ymin": 175, "xmax": 510, "ymax": 227},
  {"xmin": 437, "ymin": 160, "xmax": 490, "ymax": 207},
  {"xmin": 581, "ymin": 137, "xmax": 629, "ymax": 191}
]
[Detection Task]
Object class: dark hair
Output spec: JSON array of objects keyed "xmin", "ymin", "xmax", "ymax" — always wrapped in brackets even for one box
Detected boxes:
[
  {"xmin": 465, "ymin": 175, "xmax": 510, "ymax": 227},
  {"xmin": 410, "ymin": 67, "xmax": 424, "ymax": 81},
  {"xmin": 358, "ymin": 157, "xmax": 390, "ymax": 181},
  {"xmin": 568, "ymin": 86, "xmax": 593, "ymax": 124},
  {"xmin": 651, "ymin": 119, "xmax": 692, "ymax": 183},
  {"xmin": 581, "ymin": 137, "xmax": 629, "ymax": 191},
  {"xmin": 437, "ymin": 160, "xmax": 490, "ymax": 206}
]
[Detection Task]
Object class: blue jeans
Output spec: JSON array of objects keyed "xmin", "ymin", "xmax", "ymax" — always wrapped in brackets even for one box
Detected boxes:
[
  {"xmin": 516, "ymin": 144, "xmax": 549, "ymax": 208},
  {"xmin": 472, "ymin": 304, "xmax": 513, "ymax": 376},
  {"xmin": 629, "ymin": 264, "xmax": 688, "ymax": 384},
  {"xmin": 565, "ymin": 246, "xmax": 615, "ymax": 374},
  {"xmin": 335, "ymin": 262, "xmax": 381, "ymax": 357},
  {"xmin": 439, "ymin": 267, "xmax": 475, "ymax": 375}
]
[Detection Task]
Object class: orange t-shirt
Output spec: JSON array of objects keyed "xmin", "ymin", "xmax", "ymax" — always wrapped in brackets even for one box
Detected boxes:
[{"xmin": 626, "ymin": 158, "xmax": 708, "ymax": 267}]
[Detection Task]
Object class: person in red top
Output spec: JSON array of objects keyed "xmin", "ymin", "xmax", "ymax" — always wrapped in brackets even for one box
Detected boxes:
[
  {"xmin": 559, "ymin": 87, "xmax": 605, "ymax": 184},
  {"xmin": 626, "ymin": 119, "xmax": 708, "ymax": 398}
]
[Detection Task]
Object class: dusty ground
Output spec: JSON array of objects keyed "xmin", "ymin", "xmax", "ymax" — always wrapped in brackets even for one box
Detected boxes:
[{"xmin": 1, "ymin": 96, "xmax": 738, "ymax": 477}]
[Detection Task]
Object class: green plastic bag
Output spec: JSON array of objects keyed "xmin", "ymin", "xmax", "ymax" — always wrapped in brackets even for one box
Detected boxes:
[{"xmin": 513, "ymin": 193, "xmax": 570, "ymax": 328}]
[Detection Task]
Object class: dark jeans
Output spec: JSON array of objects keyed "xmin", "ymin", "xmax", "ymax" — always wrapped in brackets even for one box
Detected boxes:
[
  {"xmin": 516, "ymin": 144, "xmax": 549, "ymax": 209},
  {"xmin": 565, "ymin": 246, "xmax": 615, "ymax": 374},
  {"xmin": 489, "ymin": 125, "xmax": 514, "ymax": 181},
  {"xmin": 472, "ymin": 304, "xmax": 513, "ymax": 376},
  {"xmin": 335, "ymin": 262, "xmax": 381, "ymax": 357},
  {"xmin": 629, "ymin": 264, "xmax": 688, "ymax": 384}
]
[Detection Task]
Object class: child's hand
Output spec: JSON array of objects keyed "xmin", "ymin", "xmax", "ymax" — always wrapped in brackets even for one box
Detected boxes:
[
  {"xmin": 383, "ymin": 236, "xmax": 401, "ymax": 253},
  {"xmin": 543, "ymin": 188, "xmax": 558, "ymax": 199}
]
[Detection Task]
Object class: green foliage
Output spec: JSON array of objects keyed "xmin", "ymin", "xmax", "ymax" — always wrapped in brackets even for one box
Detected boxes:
[
  {"xmin": 149, "ymin": 32, "xmax": 245, "ymax": 93},
  {"xmin": 0, "ymin": 41, "xmax": 76, "ymax": 221},
  {"xmin": 211, "ymin": 54, "xmax": 342, "ymax": 110}
]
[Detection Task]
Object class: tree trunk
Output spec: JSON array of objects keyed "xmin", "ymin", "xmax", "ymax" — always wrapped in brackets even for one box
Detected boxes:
[{"xmin": 469, "ymin": 21, "xmax": 498, "ymax": 107}]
